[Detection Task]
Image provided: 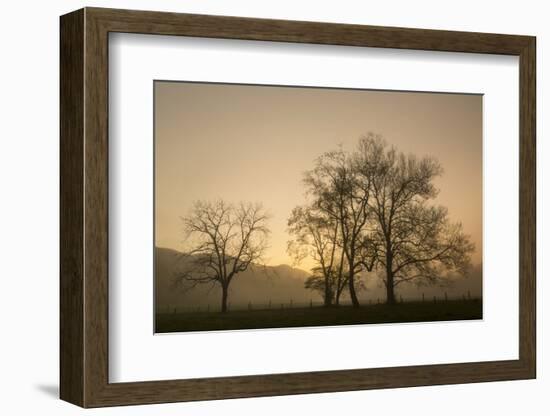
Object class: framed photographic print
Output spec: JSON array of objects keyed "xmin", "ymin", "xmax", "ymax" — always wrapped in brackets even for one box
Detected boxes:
[{"xmin": 60, "ymin": 7, "xmax": 536, "ymax": 408}]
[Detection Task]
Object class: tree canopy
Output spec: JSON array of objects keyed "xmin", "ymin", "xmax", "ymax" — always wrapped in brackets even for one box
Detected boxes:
[{"xmin": 290, "ymin": 133, "xmax": 475, "ymax": 305}]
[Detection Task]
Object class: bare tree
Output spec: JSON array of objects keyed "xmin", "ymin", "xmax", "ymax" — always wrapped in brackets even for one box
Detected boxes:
[
  {"xmin": 287, "ymin": 205, "xmax": 345, "ymax": 306},
  {"xmin": 302, "ymin": 147, "xmax": 374, "ymax": 307},
  {"xmin": 175, "ymin": 200, "xmax": 270, "ymax": 312},
  {"xmin": 355, "ymin": 134, "xmax": 475, "ymax": 304}
]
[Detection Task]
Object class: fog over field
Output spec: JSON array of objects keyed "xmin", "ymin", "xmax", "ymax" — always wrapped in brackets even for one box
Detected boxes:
[{"xmin": 156, "ymin": 247, "xmax": 482, "ymax": 313}]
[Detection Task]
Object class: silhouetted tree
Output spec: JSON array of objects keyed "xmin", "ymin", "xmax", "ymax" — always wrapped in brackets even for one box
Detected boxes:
[
  {"xmin": 301, "ymin": 147, "xmax": 375, "ymax": 307},
  {"xmin": 354, "ymin": 134, "xmax": 475, "ymax": 304},
  {"xmin": 175, "ymin": 200, "xmax": 270, "ymax": 312},
  {"xmin": 287, "ymin": 205, "xmax": 345, "ymax": 306}
]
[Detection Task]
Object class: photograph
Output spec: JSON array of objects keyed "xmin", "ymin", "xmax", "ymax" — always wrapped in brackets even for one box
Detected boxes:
[{"xmin": 154, "ymin": 80, "xmax": 483, "ymax": 333}]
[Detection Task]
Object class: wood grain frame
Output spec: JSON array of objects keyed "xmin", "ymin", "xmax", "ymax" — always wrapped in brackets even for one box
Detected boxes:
[{"xmin": 60, "ymin": 7, "xmax": 536, "ymax": 408}]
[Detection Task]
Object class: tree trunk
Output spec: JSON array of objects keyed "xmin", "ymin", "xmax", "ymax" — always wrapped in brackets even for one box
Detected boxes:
[
  {"xmin": 221, "ymin": 285, "xmax": 228, "ymax": 313},
  {"xmin": 385, "ymin": 267, "xmax": 396, "ymax": 305},
  {"xmin": 335, "ymin": 252, "xmax": 345, "ymax": 307},
  {"xmin": 385, "ymin": 243, "xmax": 396, "ymax": 305},
  {"xmin": 348, "ymin": 270, "xmax": 360, "ymax": 308},
  {"xmin": 324, "ymin": 275, "xmax": 332, "ymax": 307}
]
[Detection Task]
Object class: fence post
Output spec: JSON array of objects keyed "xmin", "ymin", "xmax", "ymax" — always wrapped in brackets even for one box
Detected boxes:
[
  {"xmin": 400, "ymin": 295, "xmax": 403, "ymax": 303},
  {"xmin": 310, "ymin": 299, "xmax": 313, "ymax": 308},
  {"xmin": 422, "ymin": 293, "xmax": 425, "ymax": 302},
  {"xmin": 444, "ymin": 292, "xmax": 448, "ymax": 302},
  {"xmin": 467, "ymin": 290, "xmax": 471, "ymax": 300},
  {"xmin": 433, "ymin": 296, "xmax": 437, "ymax": 304}
]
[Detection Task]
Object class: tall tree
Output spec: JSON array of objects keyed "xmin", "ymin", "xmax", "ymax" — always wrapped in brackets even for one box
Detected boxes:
[
  {"xmin": 302, "ymin": 147, "xmax": 374, "ymax": 307},
  {"xmin": 175, "ymin": 200, "xmax": 270, "ymax": 312},
  {"xmin": 354, "ymin": 134, "xmax": 474, "ymax": 304}
]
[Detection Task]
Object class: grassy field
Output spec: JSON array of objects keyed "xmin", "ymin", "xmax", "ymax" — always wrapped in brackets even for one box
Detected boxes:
[{"xmin": 155, "ymin": 299, "xmax": 482, "ymax": 333}]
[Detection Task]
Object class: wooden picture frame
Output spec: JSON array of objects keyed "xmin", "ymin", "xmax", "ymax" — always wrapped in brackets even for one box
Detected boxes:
[{"xmin": 60, "ymin": 7, "xmax": 536, "ymax": 408}]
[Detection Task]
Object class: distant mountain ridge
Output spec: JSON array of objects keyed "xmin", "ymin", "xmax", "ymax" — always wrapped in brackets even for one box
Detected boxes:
[{"xmin": 155, "ymin": 247, "xmax": 312, "ymax": 313}]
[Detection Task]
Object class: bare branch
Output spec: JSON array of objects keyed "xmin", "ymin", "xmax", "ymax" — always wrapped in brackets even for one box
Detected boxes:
[{"xmin": 176, "ymin": 200, "xmax": 270, "ymax": 312}]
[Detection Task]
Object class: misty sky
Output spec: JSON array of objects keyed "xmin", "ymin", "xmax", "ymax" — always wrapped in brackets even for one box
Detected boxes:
[{"xmin": 154, "ymin": 81, "xmax": 482, "ymax": 269}]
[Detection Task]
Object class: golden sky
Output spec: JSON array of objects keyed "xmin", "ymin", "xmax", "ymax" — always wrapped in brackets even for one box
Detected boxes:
[{"xmin": 154, "ymin": 81, "xmax": 482, "ymax": 268}]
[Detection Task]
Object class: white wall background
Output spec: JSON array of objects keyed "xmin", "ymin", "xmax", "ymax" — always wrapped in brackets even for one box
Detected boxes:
[{"xmin": 0, "ymin": 0, "xmax": 545, "ymax": 414}]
